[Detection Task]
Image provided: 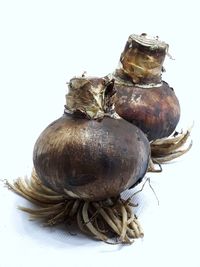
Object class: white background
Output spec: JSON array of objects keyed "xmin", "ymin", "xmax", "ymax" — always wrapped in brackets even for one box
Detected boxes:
[{"xmin": 0, "ymin": 0, "xmax": 199, "ymax": 266}]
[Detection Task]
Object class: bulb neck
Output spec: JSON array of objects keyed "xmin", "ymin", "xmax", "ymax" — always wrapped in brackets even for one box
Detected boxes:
[
  {"xmin": 65, "ymin": 76, "xmax": 117, "ymax": 119},
  {"xmin": 115, "ymin": 33, "xmax": 169, "ymax": 86}
]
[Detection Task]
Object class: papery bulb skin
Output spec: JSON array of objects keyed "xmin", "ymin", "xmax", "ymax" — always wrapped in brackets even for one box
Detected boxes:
[{"xmin": 115, "ymin": 81, "xmax": 180, "ymax": 141}]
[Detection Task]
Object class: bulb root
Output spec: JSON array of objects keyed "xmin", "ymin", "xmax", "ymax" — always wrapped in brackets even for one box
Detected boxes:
[
  {"xmin": 148, "ymin": 127, "xmax": 192, "ymax": 170},
  {"xmin": 5, "ymin": 171, "xmax": 143, "ymax": 244}
]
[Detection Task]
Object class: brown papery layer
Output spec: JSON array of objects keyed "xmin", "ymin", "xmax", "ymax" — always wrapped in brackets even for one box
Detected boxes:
[
  {"xmin": 115, "ymin": 81, "xmax": 180, "ymax": 141},
  {"xmin": 115, "ymin": 33, "xmax": 168, "ymax": 85}
]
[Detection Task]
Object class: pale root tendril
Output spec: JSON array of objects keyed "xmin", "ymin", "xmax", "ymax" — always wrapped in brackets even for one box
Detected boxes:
[{"xmin": 5, "ymin": 170, "xmax": 144, "ymax": 244}]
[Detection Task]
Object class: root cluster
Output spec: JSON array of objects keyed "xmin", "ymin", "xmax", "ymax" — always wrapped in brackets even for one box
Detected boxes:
[
  {"xmin": 5, "ymin": 171, "xmax": 143, "ymax": 244},
  {"xmin": 148, "ymin": 127, "xmax": 192, "ymax": 172}
]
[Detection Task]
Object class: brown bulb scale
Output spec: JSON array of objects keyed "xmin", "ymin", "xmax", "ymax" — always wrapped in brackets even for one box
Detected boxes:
[
  {"xmin": 33, "ymin": 113, "xmax": 149, "ymax": 201},
  {"xmin": 115, "ymin": 81, "xmax": 180, "ymax": 141}
]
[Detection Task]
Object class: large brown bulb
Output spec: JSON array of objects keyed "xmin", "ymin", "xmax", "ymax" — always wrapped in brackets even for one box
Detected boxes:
[
  {"xmin": 115, "ymin": 81, "xmax": 180, "ymax": 141},
  {"xmin": 113, "ymin": 33, "xmax": 181, "ymax": 141},
  {"xmin": 33, "ymin": 114, "xmax": 149, "ymax": 201}
]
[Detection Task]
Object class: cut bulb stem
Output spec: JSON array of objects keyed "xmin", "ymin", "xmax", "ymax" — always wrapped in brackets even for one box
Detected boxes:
[{"xmin": 115, "ymin": 33, "xmax": 169, "ymax": 86}]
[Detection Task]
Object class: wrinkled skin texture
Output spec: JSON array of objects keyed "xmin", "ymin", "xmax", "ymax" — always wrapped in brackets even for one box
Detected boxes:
[
  {"xmin": 114, "ymin": 81, "xmax": 180, "ymax": 141},
  {"xmin": 33, "ymin": 114, "xmax": 150, "ymax": 201}
]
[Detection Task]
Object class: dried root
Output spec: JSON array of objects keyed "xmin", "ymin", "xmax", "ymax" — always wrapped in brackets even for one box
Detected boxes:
[
  {"xmin": 5, "ymin": 171, "xmax": 143, "ymax": 244},
  {"xmin": 148, "ymin": 157, "xmax": 162, "ymax": 173},
  {"xmin": 148, "ymin": 127, "xmax": 192, "ymax": 171}
]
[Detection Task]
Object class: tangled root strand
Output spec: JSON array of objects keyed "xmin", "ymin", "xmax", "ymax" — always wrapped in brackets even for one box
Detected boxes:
[{"xmin": 5, "ymin": 170, "xmax": 144, "ymax": 244}]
